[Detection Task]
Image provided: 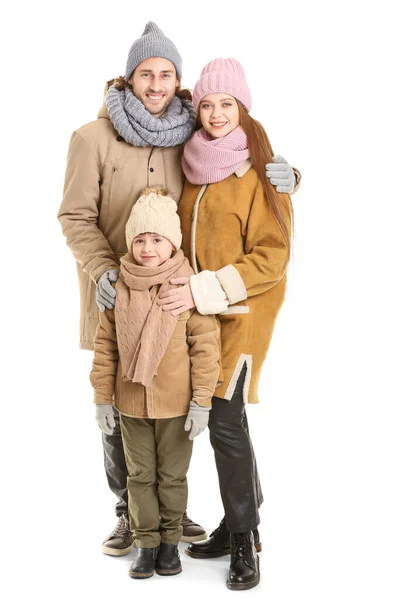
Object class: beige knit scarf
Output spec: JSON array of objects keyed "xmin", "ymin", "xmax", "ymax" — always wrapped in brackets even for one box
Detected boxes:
[{"xmin": 115, "ymin": 250, "xmax": 193, "ymax": 387}]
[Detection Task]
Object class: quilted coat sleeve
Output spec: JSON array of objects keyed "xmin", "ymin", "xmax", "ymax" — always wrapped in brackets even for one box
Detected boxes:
[
  {"xmin": 186, "ymin": 311, "xmax": 220, "ymax": 407},
  {"xmin": 90, "ymin": 307, "xmax": 119, "ymax": 404},
  {"xmin": 57, "ymin": 131, "xmax": 118, "ymax": 283}
]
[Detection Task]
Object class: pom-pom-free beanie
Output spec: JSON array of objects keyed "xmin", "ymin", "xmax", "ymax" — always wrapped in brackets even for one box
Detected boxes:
[
  {"xmin": 192, "ymin": 58, "xmax": 252, "ymax": 112},
  {"xmin": 125, "ymin": 21, "xmax": 182, "ymax": 81}
]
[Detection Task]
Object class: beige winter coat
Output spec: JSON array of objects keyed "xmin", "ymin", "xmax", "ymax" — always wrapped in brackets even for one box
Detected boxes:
[
  {"xmin": 58, "ymin": 105, "xmax": 185, "ymax": 349},
  {"xmin": 90, "ymin": 285, "xmax": 220, "ymax": 418}
]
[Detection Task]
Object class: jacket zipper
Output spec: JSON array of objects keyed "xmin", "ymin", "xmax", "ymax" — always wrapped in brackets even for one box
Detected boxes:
[{"xmin": 108, "ymin": 165, "xmax": 118, "ymax": 212}]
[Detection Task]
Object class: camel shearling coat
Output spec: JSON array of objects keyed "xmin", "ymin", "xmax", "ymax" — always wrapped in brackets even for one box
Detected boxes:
[
  {"xmin": 58, "ymin": 105, "xmax": 185, "ymax": 350},
  {"xmin": 178, "ymin": 161, "xmax": 292, "ymax": 405},
  {"xmin": 90, "ymin": 286, "xmax": 220, "ymax": 418}
]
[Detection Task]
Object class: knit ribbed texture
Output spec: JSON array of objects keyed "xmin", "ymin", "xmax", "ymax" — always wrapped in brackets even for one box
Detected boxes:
[
  {"xmin": 125, "ymin": 189, "xmax": 182, "ymax": 250},
  {"xmin": 115, "ymin": 250, "xmax": 194, "ymax": 387},
  {"xmin": 182, "ymin": 126, "xmax": 250, "ymax": 184},
  {"xmin": 192, "ymin": 58, "xmax": 252, "ymax": 112},
  {"xmin": 125, "ymin": 21, "xmax": 182, "ymax": 80},
  {"xmin": 105, "ymin": 86, "xmax": 196, "ymax": 148}
]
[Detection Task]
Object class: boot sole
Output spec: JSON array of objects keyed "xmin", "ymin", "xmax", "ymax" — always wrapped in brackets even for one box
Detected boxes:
[
  {"xmin": 181, "ymin": 533, "xmax": 208, "ymax": 543},
  {"xmin": 226, "ymin": 556, "xmax": 260, "ymax": 590},
  {"xmin": 128, "ymin": 570, "xmax": 154, "ymax": 579},
  {"xmin": 101, "ymin": 543, "xmax": 134, "ymax": 556},
  {"xmin": 184, "ymin": 542, "xmax": 262, "ymax": 559},
  {"xmin": 155, "ymin": 566, "xmax": 182, "ymax": 576}
]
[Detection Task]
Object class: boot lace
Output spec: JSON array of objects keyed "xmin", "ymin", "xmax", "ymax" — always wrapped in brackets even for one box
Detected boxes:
[{"xmin": 231, "ymin": 533, "xmax": 253, "ymax": 566}]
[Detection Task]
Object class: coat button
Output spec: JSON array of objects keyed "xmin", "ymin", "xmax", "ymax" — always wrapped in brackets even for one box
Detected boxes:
[
  {"xmin": 150, "ymin": 167, "xmax": 154, "ymax": 172},
  {"xmin": 116, "ymin": 135, "xmax": 123, "ymax": 142}
]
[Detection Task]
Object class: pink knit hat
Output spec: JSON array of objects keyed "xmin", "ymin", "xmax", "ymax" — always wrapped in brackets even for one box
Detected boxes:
[{"xmin": 192, "ymin": 58, "xmax": 252, "ymax": 112}]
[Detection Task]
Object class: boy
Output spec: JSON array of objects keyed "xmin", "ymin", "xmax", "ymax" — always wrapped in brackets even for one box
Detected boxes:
[{"xmin": 90, "ymin": 187, "xmax": 220, "ymax": 579}]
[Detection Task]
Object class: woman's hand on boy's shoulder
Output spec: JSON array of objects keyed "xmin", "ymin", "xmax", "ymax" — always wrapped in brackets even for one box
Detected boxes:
[{"xmin": 157, "ymin": 277, "xmax": 196, "ymax": 316}]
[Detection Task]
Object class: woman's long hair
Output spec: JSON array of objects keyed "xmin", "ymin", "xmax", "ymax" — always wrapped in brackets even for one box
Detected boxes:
[{"xmin": 237, "ymin": 101, "xmax": 293, "ymax": 252}]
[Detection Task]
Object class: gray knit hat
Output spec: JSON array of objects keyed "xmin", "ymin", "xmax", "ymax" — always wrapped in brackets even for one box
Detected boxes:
[{"xmin": 125, "ymin": 21, "xmax": 182, "ymax": 81}]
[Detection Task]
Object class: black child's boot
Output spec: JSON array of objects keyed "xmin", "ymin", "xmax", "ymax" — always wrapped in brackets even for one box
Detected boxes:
[
  {"xmin": 128, "ymin": 546, "xmax": 159, "ymax": 579},
  {"xmin": 226, "ymin": 532, "xmax": 260, "ymax": 591},
  {"xmin": 155, "ymin": 542, "xmax": 182, "ymax": 576}
]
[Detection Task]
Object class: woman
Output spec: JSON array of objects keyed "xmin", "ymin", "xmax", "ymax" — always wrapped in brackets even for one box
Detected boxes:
[{"xmin": 158, "ymin": 58, "xmax": 292, "ymax": 591}]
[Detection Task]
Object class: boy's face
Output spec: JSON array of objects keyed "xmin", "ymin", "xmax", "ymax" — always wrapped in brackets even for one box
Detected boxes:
[{"xmin": 132, "ymin": 232, "xmax": 175, "ymax": 267}]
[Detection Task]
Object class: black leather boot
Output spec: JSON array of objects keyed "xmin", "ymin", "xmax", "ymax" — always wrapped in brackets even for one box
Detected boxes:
[
  {"xmin": 227, "ymin": 532, "xmax": 260, "ymax": 591},
  {"xmin": 128, "ymin": 546, "xmax": 159, "ymax": 579},
  {"xmin": 155, "ymin": 542, "xmax": 182, "ymax": 576},
  {"xmin": 185, "ymin": 517, "xmax": 262, "ymax": 559},
  {"xmin": 185, "ymin": 517, "xmax": 231, "ymax": 558}
]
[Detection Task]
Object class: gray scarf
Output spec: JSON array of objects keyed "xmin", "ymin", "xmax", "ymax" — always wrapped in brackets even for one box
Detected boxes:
[{"xmin": 105, "ymin": 86, "xmax": 196, "ymax": 148}]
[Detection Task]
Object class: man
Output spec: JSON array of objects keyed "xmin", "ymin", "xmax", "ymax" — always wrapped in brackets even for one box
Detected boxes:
[{"xmin": 58, "ymin": 21, "xmax": 299, "ymax": 558}]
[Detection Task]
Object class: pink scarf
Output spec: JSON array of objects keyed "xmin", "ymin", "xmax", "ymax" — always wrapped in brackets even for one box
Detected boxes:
[
  {"xmin": 115, "ymin": 250, "xmax": 194, "ymax": 387},
  {"xmin": 182, "ymin": 126, "xmax": 250, "ymax": 184}
]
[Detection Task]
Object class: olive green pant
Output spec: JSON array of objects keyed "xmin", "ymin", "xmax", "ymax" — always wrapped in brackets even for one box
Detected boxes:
[{"xmin": 120, "ymin": 414, "xmax": 193, "ymax": 548}]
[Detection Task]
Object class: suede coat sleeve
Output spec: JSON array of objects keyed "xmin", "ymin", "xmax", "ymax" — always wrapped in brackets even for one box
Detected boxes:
[
  {"xmin": 216, "ymin": 182, "xmax": 292, "ymax": 302},
  {"xmin": 186, "ymin": 311, "xmax": 220, "ymax": 407},
  {"xmin": 90, "ymin": 307, "xmax": 118, "ymax": 404},
  {"xmin": 58, "ymin": 131, "xmax": 118, "ymax": 284}
]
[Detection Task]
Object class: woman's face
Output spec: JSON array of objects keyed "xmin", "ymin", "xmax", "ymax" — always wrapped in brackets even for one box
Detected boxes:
[{"xmin": 199, "ymin": 93, "xmax": 240, "ymax": 139}]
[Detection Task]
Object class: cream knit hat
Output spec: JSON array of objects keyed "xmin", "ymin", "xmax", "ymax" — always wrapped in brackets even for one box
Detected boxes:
[{"xmin": 125, "ymin": 187, "xmax": 182, "ymax": 251}]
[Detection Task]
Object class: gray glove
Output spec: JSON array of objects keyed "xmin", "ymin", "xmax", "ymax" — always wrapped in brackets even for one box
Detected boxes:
[
  {"xmin": 96, "ymin": 269, "xmax": 119, "ymax": 312},
  {"xmin": 95, "ymin": 404, "xmax": 115, "ymax": 435},
  {"xmin": 266, "ymin": 155, "xmax": 296, "ymax": 193},
  {"xmin": 184, "ymin": 400, "xmax": 211, "ymax": 440}
]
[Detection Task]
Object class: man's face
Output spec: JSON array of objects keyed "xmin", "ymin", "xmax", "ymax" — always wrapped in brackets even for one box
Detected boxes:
[{"xmin": 130, "ymin": 57, "xmax": 179, "ymax": 118}]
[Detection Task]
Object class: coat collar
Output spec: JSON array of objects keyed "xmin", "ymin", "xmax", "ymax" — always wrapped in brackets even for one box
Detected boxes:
[{"xmin": 234, "ymin": 159, "xmax": 252, "ymax": 178}]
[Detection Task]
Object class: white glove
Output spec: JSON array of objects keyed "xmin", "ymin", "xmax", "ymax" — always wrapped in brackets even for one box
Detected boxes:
[
  {"xmin": 184, "ymin": 401, "xmax": 211, "ymax": 440},
  {"xmin": 96, "ymin": 269, "xmax": 119, "ymax": 312},
  {"xmin": 266, "ymin": 155, "xmax": 296, "ymax": 193},
  {"xmin": 95, "ymin": 404, "xmax": 115, "ymax": 435}
]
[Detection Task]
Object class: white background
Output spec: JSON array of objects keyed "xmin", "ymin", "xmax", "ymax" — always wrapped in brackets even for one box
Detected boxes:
[{"xmin": 1, "ymin": 1, "xmax": 406, "ymax": 598}]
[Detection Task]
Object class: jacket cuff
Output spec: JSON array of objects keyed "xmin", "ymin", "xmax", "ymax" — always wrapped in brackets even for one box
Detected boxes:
[
  {"xmin": 292, "ymin": 168, "xmax": 301, "ymax": 193},
  {"xmin": 190, "ymin": 271, "xmax": 229, "ymax": 315},
  {"xmin": 93, "ymin": 392, "xmax": 113, "ymax": 405},
  {"xmin": 215, "ymin": 265, "xmax": 247, "ymax": 304},
  {"xmin": 192, "ymin": 394, "xmax": 212, "ymax": 409},
  {"xmin": 92, "ymin": 263, "xmax": 119, "ymax": 284}
]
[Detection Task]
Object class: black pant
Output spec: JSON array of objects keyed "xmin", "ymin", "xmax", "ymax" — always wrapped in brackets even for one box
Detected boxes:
[
  {"xmin": 101, "ymin": 406, "xmax": 128, "ymax": 517},
  {"xmin": 209, "ymin": 364, "xmax": 263, "ymax": 533}
]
